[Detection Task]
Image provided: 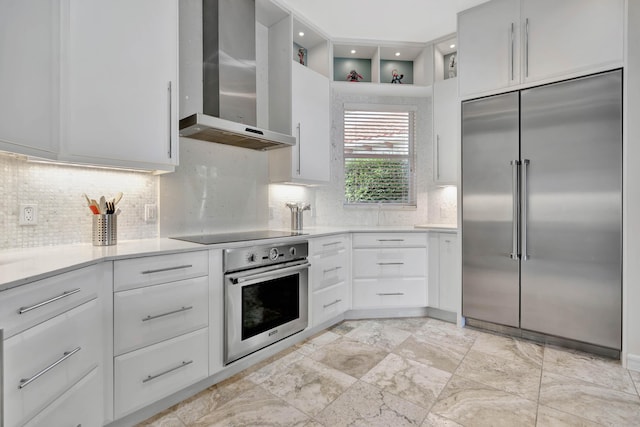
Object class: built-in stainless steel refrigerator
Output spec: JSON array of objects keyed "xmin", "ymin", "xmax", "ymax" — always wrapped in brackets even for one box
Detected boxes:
[{"xmin": 462, "ymin": 69, "xmax": 622, "ymax": 353}]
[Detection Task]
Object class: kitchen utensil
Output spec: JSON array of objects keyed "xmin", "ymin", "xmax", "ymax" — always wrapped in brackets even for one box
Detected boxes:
[
  {"xmin": 83, "ymin": 193, "xmax": 100, "ymax": 214},
  {"xmin": 113, "ymin": 192, "xmax": 123, "ymax": 205},
  {"xmin": 99, "ymin": 196, "xmax": 107, "ymax": 215}
]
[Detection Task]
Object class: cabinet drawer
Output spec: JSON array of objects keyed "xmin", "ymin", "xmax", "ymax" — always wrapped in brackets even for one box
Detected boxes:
[
  {"xmin": 114, "ymin": 328, "xmax": 208, "ymax": 417},
  {"xmin": 311, "ymin": 253, "xmax": 348, "ymax": 291},
  {"xmin": 0, "ymin": 264, "xmax": 103, "ymax": 338},
  {"xmin": 310, "ymin": 235, "xmax": 349, "ymax": 255},
  {"xmin": 352, "ymin": 248, "xmax": 427, "ymax": 278},
  {"xmin": 114, "ymin": 250, "xmax": 208, "ymax": 291},
  {"xmin": 114, "ymin": 276, "xmax": 209, "ymax": 355},
  {"xmin": 23, "ymin": 368, "xmax": 102, "ymax": 427},
  {"xmin": 312, "ymin": 283, "xmax": 348, "ymax": 327},
  {"xmin": 4, "ymin": 299, "xmax": 101, "ymax": 427},
  {"xmin": 352, "ymin": 278, "xmax": 427, "ymax": 309},
  {"xmin": 352, "ymin": 233, "xmax": 427, "ymax": 248}
]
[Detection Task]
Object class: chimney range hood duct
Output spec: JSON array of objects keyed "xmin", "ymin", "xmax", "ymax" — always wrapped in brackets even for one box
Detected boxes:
[{"xmin": 179, "ymin": 0, "xmax": 295, "ymax": 150}]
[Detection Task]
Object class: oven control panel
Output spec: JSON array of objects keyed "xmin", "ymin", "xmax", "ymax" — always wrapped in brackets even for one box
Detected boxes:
[{"xmin": 224, "ymin": 241, "xmax": 308, "ymax": 272}]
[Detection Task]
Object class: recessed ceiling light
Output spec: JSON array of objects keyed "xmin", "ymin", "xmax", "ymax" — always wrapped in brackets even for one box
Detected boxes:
[
  {"xmin": 298, "ymin": 31, "xmax": 305, "ymax": 37},
  {"xmin": 350, "ymin": 49, "xmax": 356, "ymax": 54},
  {"xmin": 395, "ymin": 52, "xmax": 401, "ymax": 56},
  {"xmin": 450, "ymin": 44, "xmax": 456, "ymax": 49}
]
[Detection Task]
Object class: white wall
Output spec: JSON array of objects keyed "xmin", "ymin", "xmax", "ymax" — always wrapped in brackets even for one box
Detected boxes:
[
  {"xmin": 0, "ymin": 153, "xmax": 159, "ymax": 249},
  {"xmin": 624, "ymin": 1, "xmax": 640, "ymax": 370}
]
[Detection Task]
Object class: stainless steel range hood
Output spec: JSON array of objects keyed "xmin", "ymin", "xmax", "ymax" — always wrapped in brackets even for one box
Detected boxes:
[{"xmin": 179, "ymin": 0, "xmax": 295, "ymax": 150}]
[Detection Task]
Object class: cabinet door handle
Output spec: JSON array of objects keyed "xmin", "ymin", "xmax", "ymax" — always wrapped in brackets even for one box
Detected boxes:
[
  {"xmin": 510, "ymin": 22, "xmax": 515, "ymax": 81},
  {"xmin": 322, "ymin": 241, "xmax": 342, "ymax": 247},
  {"xmin": 18, "ymin": 289, "xmax": 81, "ymax": 314},
  {"xmin": 142, "ymin": 306, "xmax": 193, "ymax": 322},
  {"xmin": 142, "ymin": 360, "xmax": 193, "ymax": 383},
  {"xmin": 168, "ymin": 81, "xmax": 173, "ymax": 159},
  {"xmin": 141, "ymin": 264, "xmax": 193, "ymax": 275},
  {"xmin": 377, "ymin": 292, "xmax": 405, "ymax": 296},
  {"xmin": 323, "ymin": 266, "xmax": 342, "ymax": 274},
  {"xmin": 296, "ymin": 122, "xmax": 302, "ymax": 175},
  {"xmin": 377, "ymin": 262, "xmax": 404, "ymax": 266},
  {"xmin": 525, "ymin": 18, "xmax": 530, "ymax": 78},
  {"xmin": 376, "ymin": 239, "xmax": 405, "ymax": 242},
  {"xmin": 436, "ymin": 134, "xmax": 441, "ymax": 179},
  {"xmin": 323, "ymin": 299, "xmax": 342, "ymax": 309},
  {"xmin": 19, "ymin": 347, "xmax": 81, "ymax": 389}
]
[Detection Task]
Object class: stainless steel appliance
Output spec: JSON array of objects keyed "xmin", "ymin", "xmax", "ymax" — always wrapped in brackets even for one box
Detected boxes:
[
  {"xmin": 178, "ymin": 0, "xmax": 296, "ymax": 150},
  {"xmin": 171, "ymin": 230, "xmax": 306, "ymax": 245},
  {"xmin": 223, "ymin": 240, "xmax": 309, "ymax": 364},
  {"xmin": 462, "ymin": 70, "xmax": 622, "ymax": 354}
]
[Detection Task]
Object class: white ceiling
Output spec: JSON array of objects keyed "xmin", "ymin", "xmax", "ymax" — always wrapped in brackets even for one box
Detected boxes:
[{"xmin": 277, "ymin": 0, "xmax": 491, "ymax": 43}]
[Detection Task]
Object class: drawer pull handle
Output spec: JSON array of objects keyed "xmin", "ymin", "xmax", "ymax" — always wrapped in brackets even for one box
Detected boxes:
[
  {"xmin": 377, "ymin": 292, "xmax": 405, "ymax": 296},
  {"xmin": 323, "ymin": 299, "xmax": 342, "ymax": 309},
  {"xmin": 377, "ymin": 239, "xmax": 405, "ymax": 242},
  {"xmin": 323, "ymin": 266, "xmax": 342, "ymax": 274},
  {"xmin": 142, "ymin": 360, "xmax": 193, "ymax": 383},
  {"xmin": 18, "ymin": 289, "xmax": 81, "ymax": 314},
  {"xmin": 142, "ymin": 306, "xmax": 194, "ymax": 322},
  {"xmin": 377, "ymin": 262, "xmax": 404, "ymax": 266},
  {"xmin": 19, "ymin": 346, "xmax": 81, "ymax": 389},
  {"xmin": 322, "ymin": 241, "xmax": 342, "ymax": 247},
  {"xmin": 141, "ymin": 264, "xmax": 193, "ymax": 275}
]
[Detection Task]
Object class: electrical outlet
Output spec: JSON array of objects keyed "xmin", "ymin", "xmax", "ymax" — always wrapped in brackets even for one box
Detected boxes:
[
  {"xmin": 144, "ymin": 204, "xmax": 157, "ymax": 223},
  {"xmin": 19, "ymin": 203, "xmax": 38, "ymax": 225}
]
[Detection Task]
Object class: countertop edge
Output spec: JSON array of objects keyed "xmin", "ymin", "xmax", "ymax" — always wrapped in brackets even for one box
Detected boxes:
[{"xmin": 0, "ymin": 225, "xmax": 458, "ymax": 290}]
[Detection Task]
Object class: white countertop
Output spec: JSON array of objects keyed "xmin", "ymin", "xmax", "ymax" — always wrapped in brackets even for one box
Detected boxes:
[{"xmin": 0, "ymin": 224, "xmax": 457, "ymax": 291}]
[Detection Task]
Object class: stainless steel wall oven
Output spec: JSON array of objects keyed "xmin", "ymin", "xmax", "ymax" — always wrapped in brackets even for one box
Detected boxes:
[{"xmin": 224, "ymin": 241, "xmax": 309, "ymax": 364}]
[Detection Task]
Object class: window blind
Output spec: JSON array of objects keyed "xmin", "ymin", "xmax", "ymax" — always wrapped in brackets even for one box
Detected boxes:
[{"xmin": 344, "ymin": 109, "xmax": 416, "ymax": 205}]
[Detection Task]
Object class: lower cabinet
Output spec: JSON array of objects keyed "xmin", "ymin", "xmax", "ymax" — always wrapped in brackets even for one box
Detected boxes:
[
  {"xmin": 0, "ymin": 262, "xmax": 111, "ymax": 427},
  {"xmin": 114, "ymin": 328, "xmax": 209, "ymax": 417},
  {"xmin": 308, "ymin": 235, "xmax": 350, "ymax": 327},
  {"xmin": 351, "ymin": 233, "xmax": 428, "ymax": 309},
  {"xmin": 428, "ymin": 231, "xmax": 460, "ymax": 313},
  {"xmin": 23, "ymin": 367, "xmax": 102, "ymax": 427},
  {"xmin": 112, "ymin": 251, "xmax": 210, "ymax": 418}
]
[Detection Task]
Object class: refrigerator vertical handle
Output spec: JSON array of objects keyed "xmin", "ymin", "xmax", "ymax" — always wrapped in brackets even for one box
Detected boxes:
[
  {"xmin": 521, "ymin": 159, "xmax": 530, "ymax": 260},
  {"xmin": 510, "ymin": 160, "xmax": 520, "ymax": 260}
]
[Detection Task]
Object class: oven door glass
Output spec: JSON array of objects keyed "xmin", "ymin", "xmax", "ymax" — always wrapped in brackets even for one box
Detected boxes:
[{"xmin": 242, "ymin": 274, "xmax": 299, "ymax": 340}]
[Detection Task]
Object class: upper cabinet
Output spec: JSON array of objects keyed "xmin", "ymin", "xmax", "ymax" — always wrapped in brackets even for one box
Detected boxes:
[
  {"xmin": 0, "ymin": 0, "xmax": 178, "ymax": 172},
  {"xmin": 433, "ymin": 78, "xmax": 458, "ymax": 185},
  {"xmin": 262, "ymin": 4, "xmax": 331, "ymax": 184},
  {"xmin": 60, "ymin": 0, "xmax": 179, "ymax": 171},
  {"xmin": 0, "ymin": 0, "xmax": 60, "ymax": 160},
  {"xmin": 458, "ymin": 0, "xmax": 624, "ymax": 99}
]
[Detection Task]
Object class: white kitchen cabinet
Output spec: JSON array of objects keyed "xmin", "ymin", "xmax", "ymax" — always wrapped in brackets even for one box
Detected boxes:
[
  {"xmin": 0, "ymin": 0, "xmax": 59, "ymax": 159},
  {"xmin": 112, "ymin": 250, "xmax": 209, "ymax": 418},
  {"xmin": 270, "ymin": 62, "xmax": 330, "ymax": 184},
  {"xmin": 428, "ymin": 231, "xmax": 459, "ymax": 313},
  {"xmin": 60, "ymin": 0, "xmax": 178, "ymax": 171},
  {"xmin": 114, "ymin": 328, "xmax": 209, "ymax": 418},
  {"xmin": 433, "ymin": 78, "xmax": 458, "ymax": 185},
  {"xmin": 0, "ymin": 263, "xmax": 110, "ymax": 427},
  {"xmin": 309, "ymin": 235, "xmax": 350, "ymax": 326},
  {"xmin": 114, "ymin": 276, "xmax": 209, "ymax": 355},
  {"xmin": 3, "ymin": 298, "xmax": 102, "ymax": 427},
  {"xmin": 458, "ymin": 0, "xmax": 623, "ymax": 98},
  {"xmin": 351, "ymin": 232, "xmax": 427, "ymax": 309},
  {"xmin": 23, "ymin": 367, "xmax": 102, "ymax": 427}
]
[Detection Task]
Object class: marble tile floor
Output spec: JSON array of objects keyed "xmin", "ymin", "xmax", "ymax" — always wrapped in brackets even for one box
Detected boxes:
[{"xmin": 138, "ymin": 318, "xmax": 640, "ymax": 427}]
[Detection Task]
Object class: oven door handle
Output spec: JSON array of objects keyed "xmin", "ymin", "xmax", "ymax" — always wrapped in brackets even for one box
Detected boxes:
[{"xmin": 228, "ymin": 260, "xmax": 311, "ymax": 285}]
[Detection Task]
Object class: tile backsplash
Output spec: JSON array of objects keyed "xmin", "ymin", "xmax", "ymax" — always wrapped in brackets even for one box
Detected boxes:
[{"xmin": 0, "ymin": 153, "xmax": 159, "ymax": 249}]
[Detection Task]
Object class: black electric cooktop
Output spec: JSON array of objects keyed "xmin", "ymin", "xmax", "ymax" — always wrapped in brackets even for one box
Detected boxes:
[{"xmin": 170, "ymin": 230, "xmax": 307, "ymax": 245}]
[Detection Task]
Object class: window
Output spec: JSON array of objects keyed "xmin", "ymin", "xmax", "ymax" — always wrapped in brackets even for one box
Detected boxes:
[{"xmin": 343, "ymin": 108, "xmax": 416, "ymax": 206}]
